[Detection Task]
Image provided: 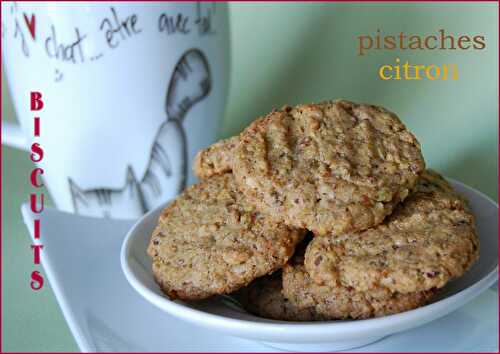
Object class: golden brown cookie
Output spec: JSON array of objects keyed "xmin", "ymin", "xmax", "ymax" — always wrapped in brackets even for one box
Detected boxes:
[
  {"xmin": 193, "ymin": 136, "xmax": 239, "ymax": 179},
  {"xmin": 282, "ymin": 252, "xmax": 435, "ymax": 320},
  {"xmin": 305, "ymin": 169, "xmax": 479, "ymax": 294},
  {"xmin": 232, "ymin": 272, "xmax": 320, "ymax": 321},
  {"xmin": 233, "ymin": 100, "xmax": 425, "ymax": 236},
  {"xmin": 234, "ymin": 240, "xmax": 434, "ymax": 321},
  {"xmin": 147, "ymin": 174, "xmax": 304, "ymax": 301}
]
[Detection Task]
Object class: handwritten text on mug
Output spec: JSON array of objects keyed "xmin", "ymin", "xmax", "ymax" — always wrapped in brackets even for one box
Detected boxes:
[{"xmin": 3, "ymin": 3, "xmax": 218, "ymax": 82}]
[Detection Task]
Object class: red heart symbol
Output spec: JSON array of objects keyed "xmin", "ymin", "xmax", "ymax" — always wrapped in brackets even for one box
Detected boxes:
[{"xmin": 23, "ymin": 13, "xmax": 36, "ymax": 40}]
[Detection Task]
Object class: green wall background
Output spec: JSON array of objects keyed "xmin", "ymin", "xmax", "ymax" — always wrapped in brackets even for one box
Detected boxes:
[{"xmin": 2, "ymin": 2, "xmax": 498, "ymax": 352}]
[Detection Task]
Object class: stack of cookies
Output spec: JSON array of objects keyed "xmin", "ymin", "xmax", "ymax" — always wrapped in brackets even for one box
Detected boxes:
[{"xmin": 147, "ymin": 100, "xmax": 479, "ymax": 321}]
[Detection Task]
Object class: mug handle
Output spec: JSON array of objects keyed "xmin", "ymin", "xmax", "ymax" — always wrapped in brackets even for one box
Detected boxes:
[{"xmin": 2, "ymin": 121, "xmax": 28, "ymax": 151}]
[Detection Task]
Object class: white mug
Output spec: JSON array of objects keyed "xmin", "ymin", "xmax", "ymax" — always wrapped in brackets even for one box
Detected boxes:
[{"xmin": 2, "ymin": 2, "xmax": 230, "ymax": 219}]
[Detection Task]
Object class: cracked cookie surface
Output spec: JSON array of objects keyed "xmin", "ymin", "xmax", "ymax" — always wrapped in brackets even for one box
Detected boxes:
[
  {"xmin": 305, "ymin": 169, "xmax": 479, "ymax": 294},
  {"xmin": 148, "ymin": 174, "xmax": 304, "ymax": 301},
  {"xmin": 233, "ymin": 100, "xmax": 425, "ymax": 236}
]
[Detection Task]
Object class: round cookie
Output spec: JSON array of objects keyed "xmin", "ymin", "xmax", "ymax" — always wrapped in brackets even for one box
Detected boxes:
[
  {"xmin": 147, "ymin": 173, "xmax": 304, "ymax": 301},
  {"xmin": 305, "ymin": 169, "xmax": 479, "ymax": 294},
  {"xmin": 235, "ymin": 237, "xmax": 434, "ymax": 321},
  {"xmin": 233, "ymin": 100, "xmax": 425, "ymax": 236},
  {"xmin": 193, "ymin": 136, "xmax": 239, "ymax": 179},
  {"xmin": 232, "ymin": 272, "xmax": 320, "ymax": 321},
  {"xmin": 282, "ymin": 253, "xmax": 435, "ymax": 320}
]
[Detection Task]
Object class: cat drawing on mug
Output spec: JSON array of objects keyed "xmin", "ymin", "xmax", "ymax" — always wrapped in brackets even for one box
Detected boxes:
[
  {"xmin": 140, "ymin": 48, "xmax": 211, "ymax": 210},
  {"xmin": 140, "ymin": 119, "xmax": 186, "ymax": 210},
  {"xmin": 69, "ymin": 166, "xmax": 145, "ymax": 219},
  {"xmin": 68, "ymin": 48, "xmax": 211, "ymax": 219}
]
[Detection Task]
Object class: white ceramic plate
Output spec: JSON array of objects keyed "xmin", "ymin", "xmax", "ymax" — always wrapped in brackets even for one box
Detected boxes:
[
  {"xmin": 121, "ymin": 179, "xmax": 499, "ymax": 352},
  {"xmin": 21, "ymin": 200, "xmax": 498, "ymax": 352}
]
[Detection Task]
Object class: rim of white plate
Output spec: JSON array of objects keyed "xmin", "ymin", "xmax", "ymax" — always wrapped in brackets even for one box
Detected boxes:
[{"xmin": 120, "ymin": 178, "xmax": 498, "ymax": 340}]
